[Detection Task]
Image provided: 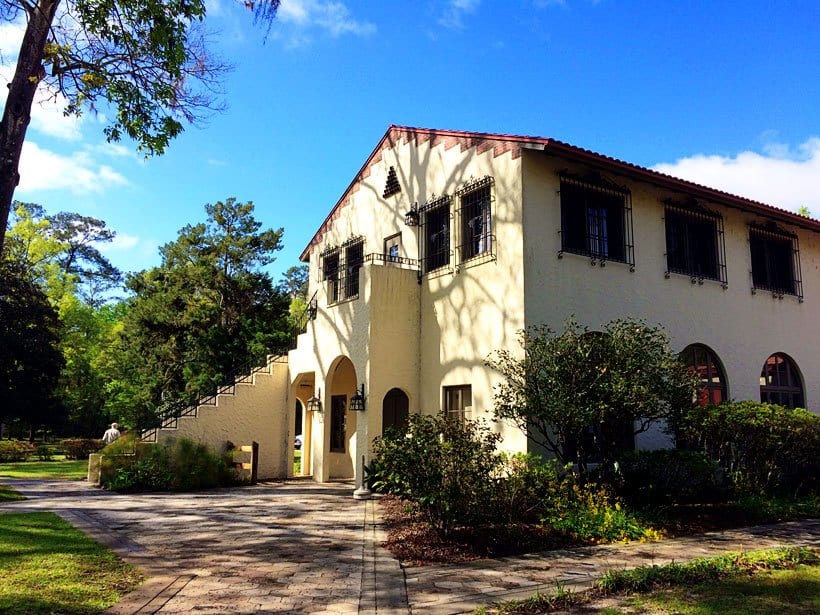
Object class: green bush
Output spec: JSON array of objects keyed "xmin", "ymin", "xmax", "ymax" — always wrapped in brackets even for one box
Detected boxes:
[
  {"xmin": 368, "ymin": 412, "xmax": 502, "ymax": 535},
  {"xmin": 493, "ymin": 453, "xmax": 567, "ymax": 524},
  {"xmin": 35, "ymin": 444, "xmax": 54, "ymax": 461},
  {"xmin": 0, "ymin": 440, "xmax": 35, "ymax": 462},
  {"xmin": 60, "ymin": 438, "xmax": 105, "ymax": 460},
  {"xmin": 542, "ymin": 476, "xmax": 661, "ymax": 543},
  {"xmin": 674, "ymin": 401, "xmax": 820, "ymax": 495},
  {"xmin": 104, "ymin": 437, "xmax": 239, "ymax": 492},
  {"xmin": 609, "ymin": 449, "xmax": 728, "ymax": 509}
]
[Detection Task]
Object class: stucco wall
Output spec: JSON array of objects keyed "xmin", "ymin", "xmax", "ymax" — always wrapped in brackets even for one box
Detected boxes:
[
  {"xmin": 155, "ymin": 357, "xmax": 291, "ymax": 480},
  {"xmin": 521, "ymin": 150, "xmax": 820, "ymax": 411}
]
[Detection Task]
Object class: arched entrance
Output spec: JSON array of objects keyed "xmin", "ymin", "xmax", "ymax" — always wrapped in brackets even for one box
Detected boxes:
[
  {"xmin": 382, "ymin": 388, "xmax": 409, "ymax": 434},
  {"xmin": 326, "ymin": 356, "xmax": 358, "ymax": 480}
]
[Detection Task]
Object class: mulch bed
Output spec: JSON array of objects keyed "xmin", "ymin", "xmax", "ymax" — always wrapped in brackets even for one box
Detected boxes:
[
  {"xmin": 379, "ymin": 496, "xmax": 576, "ymax": 567},
  {"xmin": 378, "ymin": 496, "xmax": 806, "ymax": 567}
]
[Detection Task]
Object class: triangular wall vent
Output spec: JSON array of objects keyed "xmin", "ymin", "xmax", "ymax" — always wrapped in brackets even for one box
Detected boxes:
[{"xmin": 383, "ymin": 166, "xmax": 401, "ymax": 198}]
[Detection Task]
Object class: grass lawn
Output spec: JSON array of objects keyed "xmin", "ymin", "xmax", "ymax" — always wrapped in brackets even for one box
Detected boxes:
[
  {"xmin": 0, "ymin": 484, "xmax": 24, "ymax": 502},
  {"xmin": 0, "ymin": 458, "xmax": 88, "ymax": 480},
  {"xmin": 294, "ymin": 449, "xmax": 302, "ymax": 475},
  {"xmin": 0, "ymin": 511, "xmax": 142, "ymax": 614},
  {"xmin": 618, "ymin": 565, "xmax": 820, "ymax": 614},
  {"xmin": 490, "ymin": 547, "xmax": 819, "ymax": 614}
]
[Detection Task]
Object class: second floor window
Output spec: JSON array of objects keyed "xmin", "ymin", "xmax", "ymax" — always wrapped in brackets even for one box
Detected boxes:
[
  {"xmin": 321, "ymin": 238, "xmax": 364, "ymax": 304},
  {"xmin": 421, "ymin": 196, "xmax": 451, "ymax": 274},
  {"xmin": 343, "ymin": 239, "xmax": 364, "ymax": 299},
  {"xmin": 749, "ymin": 224, "xmax": 801, "ymax": 298},
  {"xmin": 322, "ymin": 249, "xmax": 340, "ymax": 304},
  {"xmin": 457, "ymin": 178, "xmax": 494, "ymax": 262},
  {"xmin": 560, "ymin": 175, "xmax": 633, "ymax": 265},
  {"xmin": 665, "ymin": 202, "xmax": 726, "ymax": 283}
]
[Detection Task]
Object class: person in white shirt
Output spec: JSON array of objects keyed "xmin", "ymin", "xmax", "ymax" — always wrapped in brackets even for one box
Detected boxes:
[{"xmin": 102, "ymin": 422, "xmax": 120, "ymax": 444}]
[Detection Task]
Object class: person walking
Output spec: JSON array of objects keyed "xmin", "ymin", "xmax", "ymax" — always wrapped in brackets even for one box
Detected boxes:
[{"xmin": 102, "ymin": 422, "xmax": 120, "ymax": 444}]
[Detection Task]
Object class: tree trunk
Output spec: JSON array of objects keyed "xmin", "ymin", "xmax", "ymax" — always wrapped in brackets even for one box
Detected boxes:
[{"xmin": 0, "ymin": 0, "xmax": 61, "ymax": 254}]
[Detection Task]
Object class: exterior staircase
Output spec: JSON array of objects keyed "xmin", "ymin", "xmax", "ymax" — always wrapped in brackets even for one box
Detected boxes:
[{"xmin": 139, "ymin": 353, "xmax": 289, "ymax": 443}]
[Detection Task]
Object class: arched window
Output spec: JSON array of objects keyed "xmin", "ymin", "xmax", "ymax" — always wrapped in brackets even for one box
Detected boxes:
[
  {"xmin": 760, "ymin": 353, "xmax": 804, "ymax": 409},
  {"xmin": 680, "ymin": 344, "xmax": 727, "ymax": 405},
  {"xmin": 382, "ymin": 388, "xmax": 410, "ymax": 434}
]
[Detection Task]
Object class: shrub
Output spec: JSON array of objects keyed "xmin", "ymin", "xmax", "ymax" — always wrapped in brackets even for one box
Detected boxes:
[
  {"xmin": 368, "ymin": 412, "xmax": 502, "ymax": 535},
  {"xmin": 60, "ymin": 438, "xmax": 105, "ymax": 460},
  {"xmin": 542, "ymin": 478, "xmax": 661, "ymax": 543},
  {"xmin": 104, "ymin": 437, "xmax": 238, "ymax": 492},
  {"xmin": 0, "ymin": 440, "xmax": 35, "ymax": 462},
  {"xmin": 674, "ymin": 401, "xmax": 820, "ymax": 495},
  {"xmin": 35, "ymin": 444, "xmax": 54, "ymax": 461},
  {"xmin": 493, "ymin": 453, "xmax": 567, "ymax": 524},
  {"xmin": 608, "ymin": 449, "xmax": 728, "ymax": 509}
]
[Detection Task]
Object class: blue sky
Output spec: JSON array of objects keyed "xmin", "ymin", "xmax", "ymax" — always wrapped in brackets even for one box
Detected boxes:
[{"xmin": 2, "ymin": 0, "xmax": 819, "ymax": 283}]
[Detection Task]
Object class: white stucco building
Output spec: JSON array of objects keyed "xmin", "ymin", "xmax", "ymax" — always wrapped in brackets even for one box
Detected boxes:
[{"xmin": 150, "ymin": 126, "xmax": 820, "ymax": 484}]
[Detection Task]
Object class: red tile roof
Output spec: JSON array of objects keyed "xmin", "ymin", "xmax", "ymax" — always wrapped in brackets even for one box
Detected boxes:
[{"xmin": 300, "ymin": 125, "xmax": 820, "ymax": 261}]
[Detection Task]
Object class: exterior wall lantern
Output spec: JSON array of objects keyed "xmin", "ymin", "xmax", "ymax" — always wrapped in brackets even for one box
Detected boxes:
[
  {"xmin": 349, "ymin": 384, "xmax": 366, "ymax": 412},
  {"xmin": 404, "ymin": 202, "xmax": 419, "ymax": 226},
  {"xmin": 307, "ymin": 392, "xmax": 322, "ymax": 413}
]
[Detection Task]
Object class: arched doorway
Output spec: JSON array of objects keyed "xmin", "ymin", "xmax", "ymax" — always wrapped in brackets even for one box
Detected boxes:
[
  {"xmin": 382, "ymin": 388, "xmax": 409, "ymax": 434},
  {"xmin": 326, "ymin": 356, "xmax": 358, "ymax": 480}
]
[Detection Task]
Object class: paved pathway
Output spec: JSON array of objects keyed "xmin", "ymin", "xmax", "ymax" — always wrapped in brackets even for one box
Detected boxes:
[{"xmin": 1, "ymin": 478, "xmax": 818, "ymax": 614}]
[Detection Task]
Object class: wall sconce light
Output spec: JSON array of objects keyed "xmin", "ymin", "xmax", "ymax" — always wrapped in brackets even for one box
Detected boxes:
[
  {"xmin": 307, "ymin": 392, "xmax": 322, "ymax": 413},
  {"xmin": 349, "ymin": 384, "xmax": 366, "ymax": 412},
  {"xmin": 404, "ymin": 202, "xmax": 419, "ymax": 226}
]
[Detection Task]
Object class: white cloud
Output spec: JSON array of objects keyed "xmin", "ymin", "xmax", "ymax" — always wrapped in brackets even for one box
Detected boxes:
[
  {"xmin": 438, "ymin": 0, "xmax": 481, "ymax": 29},
  {"xmin": 652, "ymin": 138, "xmax": 820, "ymax": 217},
  {"xmin": 99, "ymin": 233, "xmax": 140, "ymax": 252},
  {"xmin": 276, "ymin": 0, "xmax": 375, "ymax": 43},
  {"xmin": 17, "ymin": 141, "xmax": 129, "ymax": 195}
]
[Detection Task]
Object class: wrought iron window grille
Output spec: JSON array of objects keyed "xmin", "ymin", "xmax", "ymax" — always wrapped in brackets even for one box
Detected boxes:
[
  {"xmin": 663, "ymin": 199, "xmax": 727, "ymax": 288},
  {"xmin": 420, "ymin": 195, "xmax": 453, "ymax": 275},
  {"xmin": 323, "ymin": 238, "xmax": 365, "ymax": 305},
  {"xmin": 748, "ymin": 222, "xmax": 803, "ymax": 301},
  {"xmin": 456, "ymin": 176, "xmax": 496, "ymax": 266},
  {"xmin": 557, "ymin": 172, "xmax": 635, "ymax": 271}
]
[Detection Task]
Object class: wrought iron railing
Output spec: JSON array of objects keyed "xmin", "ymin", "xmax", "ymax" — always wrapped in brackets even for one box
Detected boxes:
[{"xmin": 141, "ymin": 292, "xmax": 319, "ymax": 442}]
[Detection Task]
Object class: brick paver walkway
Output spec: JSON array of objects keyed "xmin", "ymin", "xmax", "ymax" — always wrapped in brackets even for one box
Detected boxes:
[{"xmin": 1, "ymin": 478, "xmax": 818, "ymax": 614}]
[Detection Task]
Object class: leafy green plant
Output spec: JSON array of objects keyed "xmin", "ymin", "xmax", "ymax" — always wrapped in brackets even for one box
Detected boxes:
[
  {"xmin": 674, "ymin": 401, "xmax": 820, "ymax": 495},
  {"xmin": 0, "ymin": 440, "xmax": 35, "ymax": 462},
  {"xmin": 35, "ymin": 445, "xmax": 53, "ymax": 461},
  {"xmin": 608, "ymin": 449, "xmax": 728, "ymax": 509},
  {"xmin": 60, "ymin": 438, "xmax": 105, "ymax": 460},
  {"xmin": 104, "ymin": 437, "xmax": 239, "ymax": 492},
  {"xmin": 487, "ymin": 318, "xmax": 696, "ymax": 474},
  {"xmin": 543, "ymin": 479, "xmax": 661, "ymax": 543},
  {"xmin": 368, "ymin": 412, "xmax": 502, "ymax": 535}
]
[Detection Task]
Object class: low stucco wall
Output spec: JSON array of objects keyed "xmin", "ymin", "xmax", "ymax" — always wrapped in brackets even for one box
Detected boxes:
[{"xmin": 155, "ymin": 357, "xmax": 290, "ymax": 480}]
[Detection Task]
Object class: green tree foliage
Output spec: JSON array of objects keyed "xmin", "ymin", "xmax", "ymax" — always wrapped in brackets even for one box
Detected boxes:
[
  {"xmin": 3, "ymin": 202, "xmax": 124, "ymax": 437},
  {"xmin": 797, "ymin": 205, "xmax": 811, "ymax": 218},
  {"xmin": 4, "ymin": 202, "xmax": 121, "ymax": 305},
  {"xmin": 278, "ymin": 264, "xmax": 309, "ymax": 300},
  {"xmin": 0, "ymin": 257, "xmax": 65, "ymax": 436},
  {"xmin": 487, "ymin": 318, "xmax": 697, "ymax": 472},
  {"xmin": 0, "ymin": 0, "xmax": 281, "ymax": 253},
  {"xmin": 117, "ymin": 197, "xmax": 290, "ymax": 427}
]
